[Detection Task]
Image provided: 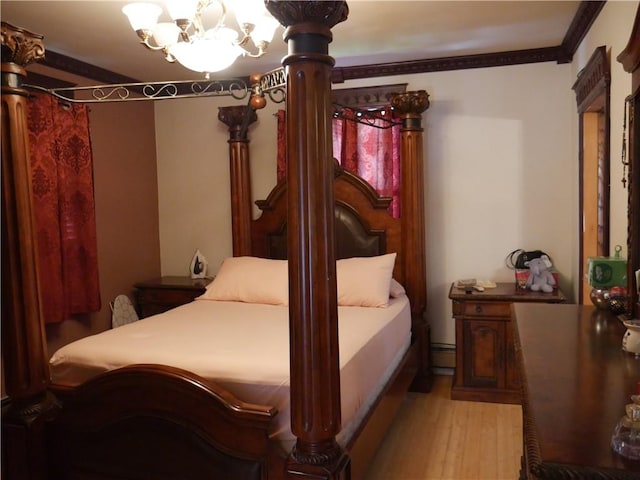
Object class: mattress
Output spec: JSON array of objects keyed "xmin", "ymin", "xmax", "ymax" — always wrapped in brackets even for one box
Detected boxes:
[{"xmin": 49, "ymin": 295, "xmax": 411, "ymax": 449}]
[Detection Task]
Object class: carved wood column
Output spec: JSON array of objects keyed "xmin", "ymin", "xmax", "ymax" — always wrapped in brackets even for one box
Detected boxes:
[
  {"xmin": 218, "ymin": 105, "xmax": 257, "ymax": 257},
  {"xmin": 390, "ymin": 90, "xmax": 433, "ymax": 392},
  {"xmin": 265, "ymin": 1, "xmax": 350, "ymax": 478},
  {"xmin": 1, "ymin": 21, "xmax": 58, "ymax": 480}
]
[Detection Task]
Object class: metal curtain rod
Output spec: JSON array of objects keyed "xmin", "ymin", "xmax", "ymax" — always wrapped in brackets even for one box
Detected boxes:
[
  {"xmin": 23, "ymin": 78, "xmax": 251, "ymax": 104},
  {"xmin": 21, "ymin": 67, "xmax": 289, "ymax": 105}
]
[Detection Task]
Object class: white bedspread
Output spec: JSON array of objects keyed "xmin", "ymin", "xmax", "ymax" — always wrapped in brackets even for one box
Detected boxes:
[{"xmin": 50, "ymin": 295, "xmax": 411, "ymax": 448}]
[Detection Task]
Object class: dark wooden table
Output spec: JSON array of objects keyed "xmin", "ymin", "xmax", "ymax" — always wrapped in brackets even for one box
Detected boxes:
[{"xmin": 514, "ymin": 303, "xmax": 640, "ymax": 479}]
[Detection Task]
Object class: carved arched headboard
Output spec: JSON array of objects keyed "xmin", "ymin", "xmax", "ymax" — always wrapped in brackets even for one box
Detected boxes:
[{"xmin": 250, "ymin": 161, "xmax": 404, "ymax": 286}]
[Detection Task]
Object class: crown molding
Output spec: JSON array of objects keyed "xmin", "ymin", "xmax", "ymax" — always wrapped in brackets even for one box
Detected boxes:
[
  {"xmin": 560, "ymin": 1, "xmax": 607, "ymax": 63},
  {"xmin": 331, "ymin": 47, "xmax": 562, "ymax": 83},
  {"xmin": 331, "ymin": 0, "xmax": 605, "ymax": 82},
  {"xmin": 40, "ymin": 50, "xmax": 139, "ymax": 84}
]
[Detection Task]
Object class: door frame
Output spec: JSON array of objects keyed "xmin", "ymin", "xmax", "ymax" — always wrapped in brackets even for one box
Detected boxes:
[{"xmin": 573, "ymin": 46, "xmax": 611, "ymax": 304}]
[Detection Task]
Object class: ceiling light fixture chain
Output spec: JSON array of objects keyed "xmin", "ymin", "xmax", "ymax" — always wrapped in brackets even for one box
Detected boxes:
[{"xmin": 122, "ymin": 0, "xmax": 280, "ymax": 78}]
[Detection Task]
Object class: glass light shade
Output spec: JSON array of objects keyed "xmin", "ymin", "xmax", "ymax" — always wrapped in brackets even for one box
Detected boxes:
[
  {"xmin": 165, "ymin": 0, "xmax": 200, "ymax": 21},
  {"xmin": 153, "ymin": 22, "xmax": 181, "ymax": 47},
  {"xmin": 234, "ymin": 0, "xmax": 269, "ymax": 27},
  {"xmin": 205, "ymin": 26, "xmax": 239, "ymax": 43},
  {"xmin": 122, "ymin": 3, "xmax": 163, "ymax": 31},
  {"xmin": 170, "ymin": 38, "xmax": 241, "ymax": 73},
  {"xmin": 251, "ymin": 15, "xmax": 279, "ymax": 44}
]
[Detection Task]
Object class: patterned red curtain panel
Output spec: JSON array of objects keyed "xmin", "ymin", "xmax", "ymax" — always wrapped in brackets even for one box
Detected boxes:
[
  {"xmin": 276, "ymin": 107, "xmax": 402, "ymax": 218},
  {"xmin": 27, "ymin": 93, "xmax": 101, "ymax": 323}
]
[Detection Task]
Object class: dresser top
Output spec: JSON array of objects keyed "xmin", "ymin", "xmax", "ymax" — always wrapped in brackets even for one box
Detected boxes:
[
  {"xmin": 448, "ymin": 282, "xmax": 567, "ymax": 303},
  {"xmin": 515, "ymin": 303, "xmax": 640, "ymax": 477}
]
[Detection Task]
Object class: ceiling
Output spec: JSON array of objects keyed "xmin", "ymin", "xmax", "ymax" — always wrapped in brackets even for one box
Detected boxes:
[{"xmin": 1, "ymin": 1, "xmax": 583, "ymax": 84}]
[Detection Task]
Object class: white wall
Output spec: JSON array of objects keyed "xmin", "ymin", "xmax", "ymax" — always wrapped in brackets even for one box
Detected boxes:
[
  {"xmin": 338, "ymin": 64, "xmax": 574, "ymax": 345},
  {"xmin": 154, "ymin": 1, "xmax": 636, "ymax": 347},
  {"xmin": 425, "ymin": 63, "xmax": 575, "ymax": 344},
  {"xmin": 154, "ymin": 95, "xmax": 281, "ymax": 276}
]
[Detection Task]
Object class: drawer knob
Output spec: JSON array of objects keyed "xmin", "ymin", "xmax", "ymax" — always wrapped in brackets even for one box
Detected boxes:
[{"xmin": 475, "ymin": 305, "xmax": 483, "ymax": 314}]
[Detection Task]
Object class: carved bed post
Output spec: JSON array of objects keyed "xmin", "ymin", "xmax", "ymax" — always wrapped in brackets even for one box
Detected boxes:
[
  {"xmin": 1, "ymin": 22, "xmax": 58, "ymax": 479},
  {"xmin": 218, "ymin": 105, "xmax": 258, "ymax": 257},
  {"xmin": 390, "ymin": 90, "xmax": 433, "ymax": 392},
  {"xmin": 265, "ymin": 1, "xmax": 350, "ymax": 478}
]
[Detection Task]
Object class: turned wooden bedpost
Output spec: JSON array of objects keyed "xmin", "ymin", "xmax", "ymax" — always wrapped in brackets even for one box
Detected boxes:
[
  {"xmin": 390, "ymin": 90, "xmax": 433, "ymax": 392},
  {"xmin": 1, "ymin": 21, "xmax": 59, "ymax": 479},
  {"xmin": 218, "ymin": 104, "xmax": 257, "ymax": 257},
  {"xmin": 265, "ymin": 1, "xmax": 350, "ymax": 478}
]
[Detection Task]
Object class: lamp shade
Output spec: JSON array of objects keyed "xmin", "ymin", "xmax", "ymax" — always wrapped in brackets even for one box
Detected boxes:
[
  {"xmin": 170, "ymin": 38, "xmax": 241, "ymax": 73},
  {"xmin": 234, "ymin": 0, "xmax": 269, "ymax": 27},
  {"xmin": 122, "ymin": 3, "xmax": 162, "ymax": 31},
  {"xmin": 153, "ymin": 22, "xmax": 181, "ymax": 47},
  {"xmin": 165, "ymin": 0, "xmax": 199, "ymax": 21},
  {"xmin": 251, "ymin": 15, "xmax": 279, "ymax": 44}
]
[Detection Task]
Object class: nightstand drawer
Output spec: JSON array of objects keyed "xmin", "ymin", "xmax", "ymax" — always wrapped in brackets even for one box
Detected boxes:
[
  {"xmin": 462, "ymin": 301, "xmax": 511, "ymax": 318},
  {"xmin": 452, "ymin": 300, "xmax": 511, "ymax": 318}
]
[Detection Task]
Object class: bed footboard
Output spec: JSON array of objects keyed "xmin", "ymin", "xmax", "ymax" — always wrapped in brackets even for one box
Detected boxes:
[{"xmin": 47, "ymin": 364, "xmax": 286, "ymax": 480}]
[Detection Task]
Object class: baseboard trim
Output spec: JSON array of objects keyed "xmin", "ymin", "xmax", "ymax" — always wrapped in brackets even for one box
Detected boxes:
[{"xmin": 432, "ymin": 346, "xmax": 456, "ymax": 369}]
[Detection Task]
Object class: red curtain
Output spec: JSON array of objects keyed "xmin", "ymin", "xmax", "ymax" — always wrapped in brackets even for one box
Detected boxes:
[
  {"xmin": 276, "ymin": 109, "xmax": 287, "ymax": 183},
  {"xmin": 27, "ymin": 93, "xmax": 101, "ymax": 324},
  {"xmin": 276, "ymin": 107, "xmax": 402, "ymax": 217}
]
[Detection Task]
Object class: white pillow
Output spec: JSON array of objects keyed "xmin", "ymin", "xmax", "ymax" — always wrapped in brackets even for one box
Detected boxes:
[
  {"xmin": 336, "ymin": 253, "xmax": 397, "ymax": 307},
  {"xmin": 390, "ymin": 278, "xmax": 406, "ymax": 298},
  {"xmin": 197, "ymin": 256, "xmax": 289, "ymax": 306}
]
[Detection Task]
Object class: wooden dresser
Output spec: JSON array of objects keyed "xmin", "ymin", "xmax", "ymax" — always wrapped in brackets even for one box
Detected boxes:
[
  {"xmin": 514, "ymin": 303, "xmax": 640, "ymax": 479},
  {"xmin": 449, "ymin": 282, "xmax": 566, "ymax": 404},
  {"xmin": 133, "ymin": 276, "xmax": 213, "ymax": 318}
]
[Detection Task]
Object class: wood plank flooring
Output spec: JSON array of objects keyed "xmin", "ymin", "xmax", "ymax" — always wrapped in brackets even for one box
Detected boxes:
[{"xmin": 363, "ymin": 374, "xmax": 523, "ymax": 480}]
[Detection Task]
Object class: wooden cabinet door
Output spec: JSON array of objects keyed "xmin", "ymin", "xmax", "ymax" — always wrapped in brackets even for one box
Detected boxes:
[{"xmin": 461, "ymin": 319, "xmax": 506, "ymax": 389}]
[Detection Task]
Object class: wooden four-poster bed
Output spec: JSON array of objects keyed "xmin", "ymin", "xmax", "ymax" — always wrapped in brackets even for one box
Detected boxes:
[{"xmin": 1, "ymin": 2, "xmax": 431, "ymax": 479}]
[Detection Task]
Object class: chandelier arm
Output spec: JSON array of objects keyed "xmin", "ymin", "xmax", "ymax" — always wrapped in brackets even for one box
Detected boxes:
[
  {"xmin": 241, "ymin": 45, "xmax": 267, "ymax": 59},
  {"xmin": 163, "ymin": 48, "xmax": 177, "ymax": 63},
  {"xmin": 140, "ymin": 38, "xmax": 168, "ymax": 52},
  {"xmin": 193, "ymin": 0, "xmax": 228, "ymax": 38},
  {"xmin": 235, "ymin": 33, "xmax": 252, "ymax": 49}
]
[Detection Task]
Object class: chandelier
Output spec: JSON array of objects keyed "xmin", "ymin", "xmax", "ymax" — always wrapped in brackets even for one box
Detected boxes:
[{"xmin": 122, "ymin": 0, "xmax": 280, "ymax": 78}]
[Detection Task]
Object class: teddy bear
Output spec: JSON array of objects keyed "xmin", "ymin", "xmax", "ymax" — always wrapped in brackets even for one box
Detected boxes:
[{"xmin": 525, "ymin": 255, "xmax": 556, "ymax": 293}]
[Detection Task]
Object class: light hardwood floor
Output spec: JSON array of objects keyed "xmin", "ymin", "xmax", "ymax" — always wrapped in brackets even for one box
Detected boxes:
[{"xmin": 364, "ymin": 375, "xmax": 523, "ymax": 480}]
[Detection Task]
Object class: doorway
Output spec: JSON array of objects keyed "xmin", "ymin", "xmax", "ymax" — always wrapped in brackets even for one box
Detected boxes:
[{"xmin": 573, "ymin": 46, "xmax": 610, "ymax": 304}]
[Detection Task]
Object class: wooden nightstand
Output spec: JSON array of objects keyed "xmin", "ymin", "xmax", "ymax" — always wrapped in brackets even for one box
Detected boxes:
[
  {"xmin": 133, "ymin": 276, "xmax": 213, "ymax": 318},
  {"xmin": 448, "ymin": 282, "xmax": 566, "ymax": 404}
]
